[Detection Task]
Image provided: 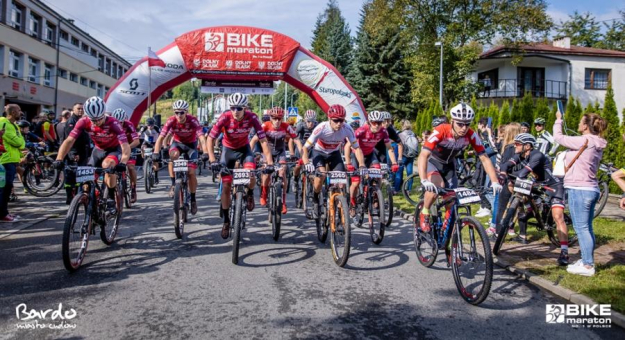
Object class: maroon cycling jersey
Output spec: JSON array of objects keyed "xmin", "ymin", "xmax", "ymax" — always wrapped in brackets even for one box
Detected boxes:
[
  {"xmin": 262, "ymin": 121, "xmax": 297, "ymax": 153},
  {"xmin": 423, "ymin": 123, "xmax": 485, "ymax": 164},
  {"xmin": 122, "ymin": 120, "xmax": 139, "ymax": 144},
  {"xmin": 69, "ymin": 116, "xmax": 127, "ymax": 150},
  {"xmin": 209, "ymin": 110, "xmax": 265, "ymax": 149},
  {"xmin": 160, "ymin": 114, "xmax": 203, "ymax": 144},
  {"xmin": 354, "ymin": 124, "xmax": 390, "ymax": 156}
]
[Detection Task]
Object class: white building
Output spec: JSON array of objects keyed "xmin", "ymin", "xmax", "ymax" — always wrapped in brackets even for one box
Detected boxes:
[
  {"xmin": 0, "ymin": 0, "xmax": 131, "ymax": 120},
  {"xmin": 471, "ymin": 38, "xmax": 625, "ymax": 120}
]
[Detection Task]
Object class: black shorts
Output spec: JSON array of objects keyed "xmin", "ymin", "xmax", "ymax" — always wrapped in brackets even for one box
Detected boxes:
[
  {"xmin": 312, "ymin": 150, "xmax": 345, "ymax": 171},
  {"xmin": 375, "ymin": 147, "xmax": 387, "ymax": 164},
  {"xmin": 88, "ymin": 147, "xmax": 121, "ymax": 168},
  {"xmin": 220, "ymin": 145, "xmax": 255, "ymax": 170},
  {"xmin": 542, "ymin": 179, "xmax": 565, "ymax": 209},
  {"xmin": 350, "ymin": 152, "xmax": 379, "ymax": 168},
  {"xmin": 426, "ymin": 158, "xmax": 458, "ymax": 189},
  {"xmin": 170, "ymin": 141, "xmax": 198, "ymax": 161}
]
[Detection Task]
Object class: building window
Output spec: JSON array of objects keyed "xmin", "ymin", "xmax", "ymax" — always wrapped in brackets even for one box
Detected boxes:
[
  {"xmin": 97, "ymin": 84, "xmax": 103, "ymax": 97},
  {"xmin": 44, "ymin": 64, "xmax": 53, "ymax": 86},
  {"xmin": 104, "ymin": 58, "xmax": 111, "ymax": 75},
  {"xmin": 60, "ymin": 30, "xmax": 68, "ymax": 41},
  {"xmin": 89, "ymin": 80, "xmax": 96, "ymax": 89},
  {"xmin": 44, "ymin": 23, "xmax": 55, "ymax": 42},
  {"xmin": 80, "ymin": 77, "xmax": 88, "ymax": 86},
  {"xmin": 71, "ymin": 36, "xmax": 80, "ymax": 47},
  {"xmin": 90, "ymin": 48, "xmax": 97, "ymax": 57},
  {"xmin": 98, "ymin": 55, "xmax": 104, "ymax": 71},
  {"xmin": 58, "ymin": 68, "xmax": 67, "ymax": 79},
  {"xmin": 29, "ymin": 12, "xmax": 40, "ymax": 38},
  {"xmin": 81, "ymin": 43, "xmax": 89, "ymax": 53},
  {"xmin": 11, "ymin": 2, "xmax": 23, "ymax": 31},
  {"xmin": 28, "ymin": 57, "xmax": 39, "ymax": 83},
  {"xmin": 585, "ymin": 69, "xmax": 611, "ymax": 90},
  {"xmin": 69, "ymin": 73, "xmax": 78, "ymax": 82},
  {"xmin": 9, "ymin": 50, "xmax": 21, "ymax": 78}
]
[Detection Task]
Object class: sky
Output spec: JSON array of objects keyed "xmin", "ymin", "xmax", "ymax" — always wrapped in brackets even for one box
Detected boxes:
[{"xmin": 47, "ymin": 0, "xmax": 624, "ymax": 63}]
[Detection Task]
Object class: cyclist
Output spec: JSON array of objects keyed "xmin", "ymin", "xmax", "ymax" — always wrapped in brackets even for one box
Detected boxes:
[
  {"xmin": 498, "ymin": 133, "xmax": 569, "ymax": 264},
  {"xmin": 534, "ymin": 117, "xmax": 559, "ymax": 156},
  {"xmin": 140, "ymin": 118, "xmax": 161, "ymax": 184},
  {"xmin": 417, "ymin": 103, "xmax": 502, "ymax": 233},
  {"xmin": 431, "ymin": 116, "xmax": 448, "ymax": 128},
  {"xmin": 111, "ymin": 108, "xmax": 140, "ymax": 203},
  {"xmin": 301, "ymin": 104, "xmax": 366, "ymax": 215},
  {"xmin": 292, "ymin": 110, "xmax": 318, "ymax": 183},
  {"xmin": 344, "ymin": 111, "xmax": 399, "ymax": 215},
  {"xmin": 152, "ymin": 100, "xmax": 207, "ymax": 215},
  {"xmin": 520, "ymin": 122, "xmax": 530, "ymax": 134},
  {"xmin": 54, "ymin": 96, "xmax": 130, "ymax": 213},
  {"xmin": 375, "ymin": 111, "xmax": 402, "ymax": 186},
  {"xmin": 251, "ymin": 107, "xmax": 303, "ymax": 214},
  {"xmin": 206, "ymin": 93, "xmax": 274, "ymax": 239}
]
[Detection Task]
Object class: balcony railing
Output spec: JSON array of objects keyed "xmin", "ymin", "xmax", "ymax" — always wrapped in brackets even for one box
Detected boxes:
[{"xmin": 476, "ymin": 79, "xmax": 567, "ymax": 99}]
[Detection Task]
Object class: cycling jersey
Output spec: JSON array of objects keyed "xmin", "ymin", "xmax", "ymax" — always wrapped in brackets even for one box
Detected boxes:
[
  {"xmin": 423, "ymin": 123, "xmax": 486, "ymax": 164},
  {"xmin": 262, "ymin": 121, "xmax": 296, "ymax": 154},
  {"xmin": 69, "ymin": 116, "xmax": 127, "ymax": 150},
  {"xmin": 535, "ymin": 130, "xmax": 558, "ymax": 156},
  {"xmin": 375, "ymin": 125, "xmax": 400, "ymax": 154},
  {"xmin": 304, "ymin": 121, "xmax": 358, "ymax": 154},
  {"xmin": 500, "ymin": 149, "xmax": 554, "ymax": 183},
  {"xmin": 295, "ymin": 122, "xmax": 316, "ymax": 143},
  {"xmin": 122, "ymin": 121, "xmax": 139, "ymax": 144},
  {"xmin": 141, "ymin": 128, "xmax": 160, "ymax": 144},
  {"xmin": 354, "ymin": 124, "xmax": 389, "ymax": 156},
  {"xmin": 209, "ymin": 110, "xmax": 265, "ymax": 149},
  {"xmin": 160, "ymin": 115, "xmax": 203, "ymax": 144}
]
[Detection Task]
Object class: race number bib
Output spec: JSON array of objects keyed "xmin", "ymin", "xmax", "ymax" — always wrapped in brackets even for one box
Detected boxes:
[
  {"xmin": 76, "ymin": 166, "xmax": 95, "ymax": 183},
  {"xmin": 233, "ymin": 169, "xmax": 251, "ymax": 185},
  {"xmin": 368, "ymin": 168, "xmax": 382, "ymax": 179},
  {"xmin": 514, "ymin": 178, "xmax": 533, "ymax": 195},
  {"xmin": 380, "ymin": 164, "xmax": 389, "ymax": 172},
  {"xmin": 453, "ymin": 188, "xmax": 481, "ymax": 205},
  {"xmin": 328, "ymin": 171, "xmax": 347, "ymax": 185},
  {"xmin": 144, "ymin": 148, "xmax": 153, "ymax": 157},
  {"xmin": 173, "ymin": 160, "xmax": 188, "ymax": 173}
]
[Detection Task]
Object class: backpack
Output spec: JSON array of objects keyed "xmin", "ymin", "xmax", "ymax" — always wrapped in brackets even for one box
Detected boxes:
[{"xmin": 402, "ymin": 131, "xmax": 419, "ymax": 158}]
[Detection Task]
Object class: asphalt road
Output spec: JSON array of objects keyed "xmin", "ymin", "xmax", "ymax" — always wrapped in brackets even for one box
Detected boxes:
[{"xmin": 0, "ymin": 171, "xmax": 622, "ymax": 340}]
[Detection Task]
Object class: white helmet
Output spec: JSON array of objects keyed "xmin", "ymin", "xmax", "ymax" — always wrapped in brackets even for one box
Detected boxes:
[
  {"xmin": 381, "ymin": 111, "xmax": 391, "ymax": 120},
  {"xmin": 172, "ymin": 100, "xmax": 189, "ymax": 111},
  {"xmin": 368, "ymin": 110, "xmax": 384, "ymax": 122},
  {"xmin": 227, "ymin": 93, "xmax": 248, "ymax": 107},
  {"xmin": 84, "ymin": 96, "xmax": 106, "ymax": 120},
  {"xmin": 450, "ymin": 103, "xmax": 475, "ymax": 122},
  {"xmin": 111, "ymin": 108, "xmax": 127, "ymax": 121},
  {"xmin": 304, "ymin": 109, "xmax": 317, "ymax": 122}
]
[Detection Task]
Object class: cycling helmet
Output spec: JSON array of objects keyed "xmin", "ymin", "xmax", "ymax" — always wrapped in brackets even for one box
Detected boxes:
[
  {"xmin": 327, "ymin": 104, "xmax": 346, "ymax": 119},
  {"xmin": 350, "ymin": 121, "xmax": 360, "ymax": 130},
  {"xmin": 514, "ymin": 133, "xmax": 536, "ymax": 145},
  {"xmin": 227, "ymin": 93, "xmax": 248, "ymax": 107},
  {"xmin": 111, "ymin": 108, "xmax": 127, "ymax": 121},
  {"xmin": 172, "ymin": 99, "xmax": 189, "ymax": 111},
  {"xmin": 368, "ymin": 110, "xmax": 384, "ymax": 122},
  {"xmin": 304, "ymin": 109, "xmax": 317, "ymax": 122},
  {"xmin": 146, "ymin": 118, "xmax": 155, "ymax": 126},
  {"xmin": 381, "ymin": 111, "xmax": 392, "ymax": 120},
  {"xmin": 450, "ymin": 103, "xmax": 474, "ymax": 122},
  {"xmin": 534, "ymin": 118, "xmax": 545, "ymax": 125},
  {"xmin": 269, "ymin": 107, "xmax": 285, "ymax": 119},
  {"xmin": 17, "ymin": 120, "xmax": 30, "ymax": 128},
  {"xmin": 262, "ymin": 114, "xmax": 270, "ymax": 122},
  {"xmin": 83, "ymin": 96, "xmax": 106, "ymax": 120},
  {"xmin": 432, "ymin": 115, "xmax": 448, "ymax": 128}
]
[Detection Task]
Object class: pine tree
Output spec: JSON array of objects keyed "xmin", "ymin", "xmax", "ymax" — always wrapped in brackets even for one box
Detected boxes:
[
  {"xmin": 546, "ymin": 102, "xmax": 557, "ymax": 133},
  {"xmin": 564, "ymin": 97, "xmax": 580, "ymax": 132},
  {"xmin": 488, "ymin": 101, "xmax": 499, "ymax": 128},
  {"xmin": 500, "ymin": 101, "xmax": 511, "ymax": 126},
  {"xmin": 533, "ymin": 97, "xmax": 550, "ymax": 134},
  {"xmin": 519, "ymin": 92, "xmax": 535, "ymax": 125},
  {"xmin": 311, "ymin": 0, "xmax": 353, "ymax": 76},
  {"xmin": 600, "ymin": 86, "xmax": 621, "ymax": 170},
  {"xmin": 510, "ymin": 98, "xmax": 521, "ymax": 122}
]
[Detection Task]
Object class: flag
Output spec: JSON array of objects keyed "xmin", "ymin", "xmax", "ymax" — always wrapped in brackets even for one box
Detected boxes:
[{"xmin": 147, "ymin": 47, "xmax": 166, "ymax": 68}]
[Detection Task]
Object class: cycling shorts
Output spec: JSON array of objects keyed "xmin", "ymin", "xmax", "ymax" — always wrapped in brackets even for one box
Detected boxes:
[
  {"xmin": 296, "ymin": 148, "xmax": 312, "ymax": 165},
  {"xmin": 350, "ymin": 152, "xmax": 379, "ymax": 168},
  {"xmin": 426, "ymin": 158, "xmax": 458, "ymax": 189},
  {"xmin": 220, "ymin": 145, "xmax": 256, "ymax": 184},
  {"xmin": 88, "ymin": 147, "xmax": 121, "ymax": 168},
  {"xmin": 312, "ymin": 149, "xmax": 345, "ymax": 172},
  {"xmin": 263, "ymin": 150, "xmax": 287, "ymax": 164},
  {"xmin": 543, "ymin": 179, "xmax": 565, "ymax": 209},
  {"xmin": 128, "ymin": 147, "xmax": 140, "ymax": 165}
]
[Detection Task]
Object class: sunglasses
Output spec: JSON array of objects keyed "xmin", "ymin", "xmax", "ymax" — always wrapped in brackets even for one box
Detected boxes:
[
  {"xmin": 535, "ymin": 124, "xmax": 543, "ymax": 127},
  {"xmin": 370, "ymin": 121, "xmax": 381, "ymax": 126},
  {"xmin": 455, "ymin": 122, "xmax": 470, "ymax": 128},
  {"xmin": 174, "ymin": 111, "xmax": 186, "ymax": 115},
  {"xmin": 231, "ymin": 106, "xmax": 244, "ymax": 111},
  {"xmin": 332, "ymin": 119, "xmax": 345, "ymax": 124},
  {"xmin": 514, "ymin": 142, "xmax": 523, "ymax": 146},
  {"xmin": 90, "ymin": 117, "xmax": 105, "ymax": 123}
]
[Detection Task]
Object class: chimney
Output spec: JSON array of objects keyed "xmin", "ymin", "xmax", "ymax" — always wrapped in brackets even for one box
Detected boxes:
[{"xmin": 553, "ymin": 37, "xmax": 571, "ymax": 49}]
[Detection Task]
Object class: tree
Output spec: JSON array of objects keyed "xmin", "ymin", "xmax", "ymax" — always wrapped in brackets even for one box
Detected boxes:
[
  {"xmin": 533, "ymin": 97, "xmax": 550, "ymax": 133},
  {"xmin": 510, "ymin": 98, "xmax": 521, "ymax": 122},
  {"xmin": 556, "ymin": 11, "xmax": 602, "ymax": 48},
  {"xmin": 488, "ymin": 101, "xmax": 500, "ymax": 128},
  {"xmin": 519, "ymin": 92, "xmax": 535, "ymax": 125},
  {"xmin": 172, "ymin": 81, "xmax": 198, "ymax": 104},
  {"xmin": 311, "ymin": 0, "xmax": 353, "ymax": 75},
  {"xmin": 499, "ymin": 100, "xmax": 511, "ymax": 126},
  {"xmin": 600, "ymin": 86, "xmax": 621, "ymax": 169},
  {"xmin": 596, "ymin": 10, "xmax": 625, "ymax": 52}
]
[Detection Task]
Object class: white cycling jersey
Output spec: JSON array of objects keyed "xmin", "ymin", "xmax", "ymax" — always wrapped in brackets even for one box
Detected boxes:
[{"xmin": 304, "ymin": 121, "xmax": 359, "ymax": 154}]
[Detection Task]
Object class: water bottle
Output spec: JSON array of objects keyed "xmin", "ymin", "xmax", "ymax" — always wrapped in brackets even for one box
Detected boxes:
[{"xmin": 0, "ymin": 164, "xmax": 5, "ymax": 188}]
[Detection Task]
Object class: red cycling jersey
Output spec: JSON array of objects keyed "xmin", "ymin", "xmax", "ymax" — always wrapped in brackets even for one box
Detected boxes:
[
  {"xmin": 423, "ymin": 123, "xmax": 485, "ymax": 164},
  {"xmin": 160, "ymin": 115, "xmax": 203, "ymax": 144},
  {"xmin": 209, "ymin": 110, "xmax": 265, "ymax": 149},
  {"xmin": 69, "ymin": 116, "xmax": 127, "ymax": 150},
  {"xmin": 262, "ymin": 121, "xmax": 296, "ymax": 153},
  {"xmin": 122, "ymin": 120, "xmax": 139, "ymax": 144},
  {"xmin": 354, "ymin": 124, "xmax": 390, "ymax": 156}
]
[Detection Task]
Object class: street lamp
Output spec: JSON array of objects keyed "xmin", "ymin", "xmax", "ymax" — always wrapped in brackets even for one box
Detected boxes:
[{"xmin": 435, "ymin": 41, "xmax": 443, "ymax": 109}]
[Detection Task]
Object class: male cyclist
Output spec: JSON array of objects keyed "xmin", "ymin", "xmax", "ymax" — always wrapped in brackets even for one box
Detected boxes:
[
  {"xmin": 111, "ymin": 108, "xmax": 140, "ymax": 203},
  {"xmin": 498, "ymin": 133, "xmax": 569, "ymax": 265},
  {"xmin": 54, "ymin": 97, "xmax": 130, "ymax": 212},
  {"xmin": 534, "ymin": 117, "xmax": 559, "ymax": 156},
  {"xmin": 206, "ymin": 93, "xmax": 274, "ymax": 239},
  {"xmin": 417, "ymin": 103, "xmax": 502, "ymax": 233},
  {"xmin": 250, "ymin": 107, "xmax": 303, "ymax": 214},
  {"xmin": 292, "ymin": 110, "xmax": 318, "ymax": 184},
  {"xmin": 140, "ymin": 118, "xmax": 161, "ymax": 184},
  {"xmin": 301, "ymin": 104, "xmax": 366, "ymax": 216},
  {"xmin": 344, "ymin": 111, "xmax": 399, "ymax": 216},
  {"xmin": 152, "ymin": 100, "xmax": 207, "ymax": 215}
]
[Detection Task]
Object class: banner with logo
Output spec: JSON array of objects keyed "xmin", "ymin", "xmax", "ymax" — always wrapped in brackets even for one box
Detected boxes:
[
  {"xmin": 200, "ymin": 80, "xmax": 275, "ymax": 95},
  {"xmin": 105, "ymin": 26, "xmax": 366, "ymax": 126}
]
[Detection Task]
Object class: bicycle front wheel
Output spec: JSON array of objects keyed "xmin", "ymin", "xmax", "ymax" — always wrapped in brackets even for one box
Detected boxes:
[
  {"xmin": 271, "ymin": 181, "xmax": 282, "ymax": 241},
  {"xmin": 368, "ymin": 187, "xmax": 386, "ymax": 245},
  {"xmin": 144, "ymin": 161, "xmax": 152, "ymax": 194},
  {"xmin": 173, "ymin": 182, "xmax": 184, "ymax": 239},
  {"xmin": 232, "ymin": 191, "xmax": 245, "ymax": 264},
  {"xmin": 315, "ymin": 189, "xmax": 328, "ymax": 243},
  {"xmin": 493, "ymin": 197, "xmax": 520, "ymax": 255},
  {"xmin": 62, "ymin": 193, "xmax": 91, "ymax": 272},
  {"xmin": 100, "ymin": 186, "xmax": 122, "ymax": 245},
  {"xmin": 451, "ymin": 217, "xmax": 493, "ymax": 305},
  {"xmin": 401, "ymin": 173, "xmax": 422, "ymax": 207},
  {"xmin": 330, "ymin": 195, "xmax": 351, "ymax": 267},
  {"xmin": 381, "ymin": 179, "xmax": 394, "ymax": 228},
  {"xmin": 413, "ymin": 201, "xmax": 438, "ymax": 267}
]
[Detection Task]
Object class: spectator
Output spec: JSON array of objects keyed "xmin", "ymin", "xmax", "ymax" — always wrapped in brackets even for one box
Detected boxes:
[
  {"xmin": 475, "ymin": 118, "xmax": 497, "ymax": 218},
  {"xmin": 0, "ymin": 104, "xmax": 26, "ymax": 222},
  {"xmin": 55, "ymin": 110, "xmax": 71, "ymax": 144},
  {"xmin": 520, "ymin": 122, "xmax": 530, "ymax": 134},
  {"xmin": 612, "ymin": 133, "xmax": 625, "ymax": 210},
  {"xmin": 396, "ymin": 120, "xmax": 419, "ymax": 192},
  {"xmin": 482, "ymin": 75, "xmax": 492, "ymax": 97},
  {"xmin": 554, "ymin": 111, "xmax": 607, "ymax": 277},
  {"xmin": 34, "ymin": 111, "xmax": 56, "ymax": 151}
]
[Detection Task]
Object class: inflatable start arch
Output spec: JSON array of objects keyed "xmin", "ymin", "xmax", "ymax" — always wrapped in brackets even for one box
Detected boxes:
[{"xmin": 104, "ymin": 26, "xmax": 366, "ymax": 126}]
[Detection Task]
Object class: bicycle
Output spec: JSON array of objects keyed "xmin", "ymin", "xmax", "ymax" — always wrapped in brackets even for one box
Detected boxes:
[
  {"xmin": 62, "ymin": 165, "xmax": 125, "ymax": 272},
  {"xmin": 413, "ymin": 186, "xmax": 493, "ymax": 305},
  {"xmin": 594, "ymin": 162, "xmax": 617, "ymax": 218},
  {"xmin": 22, "ymin": 144, "xmax": 63, "ymax": 197},
  {"xmin": 379, "ymin": 164, "xmax": 394, "ymax": 228},
  {"xmin": 456, "ymin": 156, "xmax": 477, "ymax": 188},
  {"xmin": 492, "ymin": 175, "xmax": 578, "ymax": 255},
  {"xmin": 401, "ymin": 172, "xmax": 422, "ymax": 207},
  {"xmin": 265, "ymin": 163, "xmax": 296, "ymax": 241},
  {"xmin": 168, "ymin": 158, "xmax": 198, "ymax": 239},
  {"xmin": 351, "ymin": 167, "xmax": 387, "ymax": 244},
  {"xmin": 142, "ymin": 147, "xmax": 156, "ymax": 194}
]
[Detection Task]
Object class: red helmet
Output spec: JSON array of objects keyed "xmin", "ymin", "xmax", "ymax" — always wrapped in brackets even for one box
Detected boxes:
[
  {"xmin": 327, "ymin": 104, "xmax": 346, "ymax": 119},
  {"xmin": 269, "ymin": 107, "xmax": 285, "ymax": 119}
]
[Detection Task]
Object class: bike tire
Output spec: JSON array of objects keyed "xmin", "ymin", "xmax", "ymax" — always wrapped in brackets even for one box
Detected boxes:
[
  {"xmin": 23, "ymin": 161, "xmax": 62, "ymax": 197},
  {"xmin": 593, "ymin": 181, "xmax": 610, "ymax": 218},
  {"xmin": 100, "ymin": 186, "xmax": 122, "ymax": 245},
  {"xmin": 369, "ymin": 187, "xmax": 386, "ymax": 245},
  {"xmin": 382, "ymin": 180, "xmax": 394, "ymax": 227},
  {"xmin": 546, "ymin": 211, "xmax": 579, "ymax": 247},
  {"xmin": 232, "ymin": 191, "xmax": 244, "ymax": 265},
  {"xmin": 401, "ymin": 173, "xmax": 421, "ymax": 207},
  {"xmin": 294, "ymin": 175, "xmax": 303, "ymax": 209},
  {"xmin": 124, "ymin": 178, "xmax": 132, "ymax": 209},
  {"xmin": 144, "ymin": 161, "xmax": 152, "ymax": 194},
  {"xmin": 330, "ymin": 195, "xmax": 351, "ymax": 267},
  {"xmin": 451, "ymin": 216, "xmax": 493, "ymax": 305},
  {"xmin": 271, "ymin": 181, "xmax": 282, "ymax": 241},
  {"xmin": 315, "ymin": 188, "xmax": 328, "ymax": 243},
  {"xmin": 62, "ymin": 193, "xmax": 91, "ymax": 272},
  {"xmin": 173, "ymin": 182, "xmax": 184, "ymax": 239},
  {"xmin": 493, "ymin": 197, "xmax": 520, "ymax": 255},
  {"xmin": 413, "ymin": 201, "xmax": 438, "ymax": 267}
]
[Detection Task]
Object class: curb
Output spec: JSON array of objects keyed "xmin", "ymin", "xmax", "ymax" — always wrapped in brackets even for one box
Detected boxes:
[{"xmin": 395, "ymin": 209, "xmax": 625, "ymax": 329}]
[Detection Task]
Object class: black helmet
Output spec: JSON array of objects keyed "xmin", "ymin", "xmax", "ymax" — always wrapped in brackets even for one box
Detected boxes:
[
  {"xmin": 432, "ymin": 116, "xmax": 448, "ymax": 128},
  {"xmin": 17, "ymin": 120, "xmax": 30, "ymax": 128},
  {"xmin": 261, "ymin": 114, "xmax": 270, "ymax": 122},
  {"xmin": 521, "ymin": 122, "xmax": 530, "ymax": 128},
  {"xmin": 146, "ymin": 118, "xmax": 155, "ymax": 126},
  {"xmin": 349, "ymin": 120, "xmax": 360, "ymax": 130}
]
